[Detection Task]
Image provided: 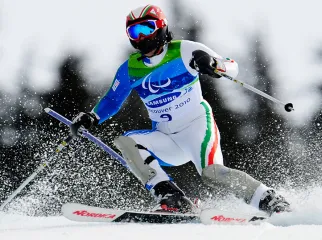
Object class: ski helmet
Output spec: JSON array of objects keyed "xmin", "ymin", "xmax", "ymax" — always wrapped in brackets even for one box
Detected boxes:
[{"xmin": 126, "ymin": 4, "xmax": 173, "ymax": 55}]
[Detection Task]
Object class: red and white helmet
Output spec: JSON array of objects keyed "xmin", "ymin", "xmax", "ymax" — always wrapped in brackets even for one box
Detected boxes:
[{"xmin": 126, "ymin": 5, "xmax": 172, "ymax": 54}]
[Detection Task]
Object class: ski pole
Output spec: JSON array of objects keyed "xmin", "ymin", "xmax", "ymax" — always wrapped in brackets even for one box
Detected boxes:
[
  {"xmin": 214, "ymin": 69, "xmax": 294, "ymax": 112},
  {"xmin": 0, "ymin": 135, "xmax": 73, "ymax": 211},
  {"xmin": 44, "ymin": 108, "xmax": 128, "ymax": 168}
]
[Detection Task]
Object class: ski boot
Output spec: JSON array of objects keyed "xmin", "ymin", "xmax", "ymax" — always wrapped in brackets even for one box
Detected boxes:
[
  {"xmin": 259, "ymin": 190, "xmax": 291, "ymax": 216},
  {"xmin": 152, "ymin": 181, "xmax": 193, "ymax": 213}
]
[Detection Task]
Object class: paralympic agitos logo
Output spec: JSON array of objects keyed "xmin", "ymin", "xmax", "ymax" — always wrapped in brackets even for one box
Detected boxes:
[
  {"xmin": 142, "ymin": 72, "xmax": 171, "ymax": 93},
  {"xmin": 142, "ymin": 73, "xmax": 181, "ymax": 108}
]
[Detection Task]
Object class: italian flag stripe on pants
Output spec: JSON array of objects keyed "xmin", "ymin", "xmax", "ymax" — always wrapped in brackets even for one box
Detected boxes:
[{"xmin": 200, "ymin": 101, "xmax": 219, "ymax": 169}]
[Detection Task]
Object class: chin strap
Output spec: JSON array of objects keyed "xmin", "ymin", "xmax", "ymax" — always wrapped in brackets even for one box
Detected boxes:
[
  {"xmin": 137, "ymin": 55, "xmax": 144, "ymax": 61},
  {"xmin": 154, "ymin": 47, "xmax": 164, "ymax": 55},
  {"xmin": 137, "ymin": 45, "xmax": 165, "ymax": 61}
]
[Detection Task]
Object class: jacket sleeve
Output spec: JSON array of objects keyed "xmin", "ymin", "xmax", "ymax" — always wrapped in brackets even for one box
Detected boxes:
[
  {"xmin": 92, "ymin": 60, "xmax": 132, "ymax": 124},
  {"xmin": 180, "ymin": 40, "xmax": 239, "ymax": 79}
]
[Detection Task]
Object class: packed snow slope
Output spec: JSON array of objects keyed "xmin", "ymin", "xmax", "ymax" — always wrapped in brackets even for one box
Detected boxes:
[
  {"xmin": 1, "ymin": 187, "xmax": 322, "ymax": 240},
  {"xmin": 0, "ymin": 213, "xmax": 322, "ymax": 240}
]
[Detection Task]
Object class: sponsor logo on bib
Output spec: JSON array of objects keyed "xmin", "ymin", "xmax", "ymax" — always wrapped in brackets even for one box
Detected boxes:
[{"xmin": 146, "ymin": 92, "xmax": 181, "ymax": 108}]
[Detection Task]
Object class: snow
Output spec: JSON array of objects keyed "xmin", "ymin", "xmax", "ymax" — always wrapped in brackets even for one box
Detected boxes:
[
  {"xmin": 0, "ymin": 213, "xmax": 321, "ymax": 240},
  {"xmin": 1, "ymin": 187, "xmax": 322, "ymax": 240}
]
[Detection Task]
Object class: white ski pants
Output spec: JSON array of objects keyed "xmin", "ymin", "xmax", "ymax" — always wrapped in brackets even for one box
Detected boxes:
[{"xmin": 123, "ymin": 100, "xmax": 223, "ymax": 190}]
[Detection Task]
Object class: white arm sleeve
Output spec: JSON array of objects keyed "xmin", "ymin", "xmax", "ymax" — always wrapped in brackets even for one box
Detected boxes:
[{"xmin": 180, "ymin": 40, "xmax": 239, "ymax": 78}]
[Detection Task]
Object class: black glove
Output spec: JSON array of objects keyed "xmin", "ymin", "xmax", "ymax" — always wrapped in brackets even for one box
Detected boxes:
[
  {"xmin": 70, "ymin": 112, "xmax": 98, "ymax": 137},
  {"xmin": 189, "ymin": 50, "xmax": 222, "ymax": 78}
]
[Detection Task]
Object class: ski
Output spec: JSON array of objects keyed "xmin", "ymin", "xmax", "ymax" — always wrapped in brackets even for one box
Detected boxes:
[
  {"xmin": 200, "ymin": 208, "xmax": 267, "ymax": 225},
  {"xmin": 62, "ymin": 203, "xmax": 268, "ymax": 224},
  {"xmin": 62, "ymin": 203, "xmax": 198, "ymax": 224}
]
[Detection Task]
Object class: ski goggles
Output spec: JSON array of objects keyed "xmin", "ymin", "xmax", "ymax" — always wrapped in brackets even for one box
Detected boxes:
[{"xmin": 126, "ymin": 19, "xmax": 166, "ymax": 41}]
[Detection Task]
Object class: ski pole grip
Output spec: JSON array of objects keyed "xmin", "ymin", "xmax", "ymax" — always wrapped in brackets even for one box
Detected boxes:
[{"xmin": 45, "ymin": 108, "xmax": 128, "ymax": 168}]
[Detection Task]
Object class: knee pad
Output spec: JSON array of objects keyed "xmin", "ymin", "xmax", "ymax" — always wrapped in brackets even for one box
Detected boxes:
[
  {"xmin": 114, "ymin": 136, "xmax": 156, "ymax": 185},
  {"xmin": 201, "ymin": 164, "xmax": 261, "ymax": 203},
  {"xmin": 202, "ymin": 164, "xmax": 232, "ymax": 187}
]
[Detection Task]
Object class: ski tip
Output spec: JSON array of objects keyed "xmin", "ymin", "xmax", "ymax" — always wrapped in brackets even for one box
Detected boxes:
[
  {"xmin": 62, "ymin": 202, "xmax": 78, "ymax": 211},
  {"xmin": 61, "ymin": 203, "xmax": 71, "ymax": 213},
  {"xmin": 44, "ymin": 108, "xmax": 51, "ymax": 113}
]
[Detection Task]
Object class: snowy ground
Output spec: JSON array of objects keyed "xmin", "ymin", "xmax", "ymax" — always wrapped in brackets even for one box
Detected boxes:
[
  {"xmin": 0, "ymin": 213, "xmax": 321, "ymax": 240},
  {"xmin": 1, "ymin": 187, "xmax": 322, "ymax": 240}
]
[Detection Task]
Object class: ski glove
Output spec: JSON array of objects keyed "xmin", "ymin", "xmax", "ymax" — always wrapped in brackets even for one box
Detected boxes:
[
  {"xmin": 70, "ymin": 112, "xmax": 98, "ymax": 137},
  {"xmin": 189, "ymin": 50, "xmax": 226, "ymax": 78}
]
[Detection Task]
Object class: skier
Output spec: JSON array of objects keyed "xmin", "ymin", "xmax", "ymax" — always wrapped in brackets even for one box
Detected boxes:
[{"xmin": 70, "ymin": 4, "xmax": 290, "ymax": 215}]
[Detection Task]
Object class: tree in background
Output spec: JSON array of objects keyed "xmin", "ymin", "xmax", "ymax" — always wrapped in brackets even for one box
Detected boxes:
[
  {"xmin": 202, "ymin": 30, "xmax": 295, "ymax": 187},
  {"xmin": 41, "ymin": 56, "xmax": 92, "ymax": 117},
  {"xmin": 0, "ymin": 55, "xmax": 93, "ymax": 205},
  {"xmin": 239, "ymin": 33, "xmax": 295, "ymax": 186},
  {"xmin": 168, "ymin": 0, "xmax": 201, "ymax": 42},
  {"xmin": 295, "ymin": 68, "xmax": 322, "ymax": 187}
]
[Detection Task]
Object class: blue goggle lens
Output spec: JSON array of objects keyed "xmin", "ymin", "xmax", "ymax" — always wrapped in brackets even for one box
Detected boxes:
[{"xmin": 127, "ymin": 20, "xmax": 157, "ymax": 40}]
